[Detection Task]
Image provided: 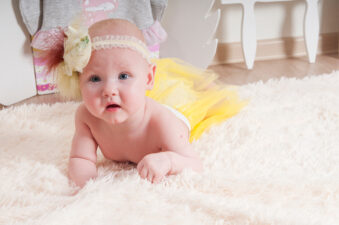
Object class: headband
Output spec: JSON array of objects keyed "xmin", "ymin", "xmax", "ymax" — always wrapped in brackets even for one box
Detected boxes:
[
  {"xmin": 31, "ymin": 19, "xmax": 152, "ymax": 78},
  {"xmin": 91, "ymin": 35, "xmax": 151, "ymax": 64}
]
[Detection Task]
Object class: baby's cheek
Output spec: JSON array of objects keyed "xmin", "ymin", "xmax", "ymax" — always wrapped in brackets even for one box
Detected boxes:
[
  {"xmin": 81, "ymin": 94, "xmax": 100, "ymax": 114},
  {"xmin": 85, "ymin": 102, "xmax": 102, "ymax": 119},
  {"xmin": 82, "ymin": 84, "xmax": 100, "ymax": 99},
  {"xmin": 81, "ymin": 92, "xmax": 93, "ymax": 106},
  {"xmin": 127, "ymin": 91, "xmax": 145, "ymax": 108}
]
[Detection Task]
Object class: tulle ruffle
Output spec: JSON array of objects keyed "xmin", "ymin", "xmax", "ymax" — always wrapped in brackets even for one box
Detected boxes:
[{"xmin": 147, "ymin": 58, "xmax": 247, "ymax": 141}]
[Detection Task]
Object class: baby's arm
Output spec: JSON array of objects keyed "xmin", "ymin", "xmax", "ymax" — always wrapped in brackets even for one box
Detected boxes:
[
  {"xmin": 164, "ymin": 145, "xmax": 203, "ymax": 174},
  {"xmin": 137, "ymin": 111, "xmax": 203, "ymax": 183},
  {"xmin": 68, "ymin": 106, "xmax": 98, "ymax": 187}
]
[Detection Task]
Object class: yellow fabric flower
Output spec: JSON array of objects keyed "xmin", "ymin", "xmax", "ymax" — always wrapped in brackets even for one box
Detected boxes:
[{"xmin": 63, "ymin": 18, "xmax": 91, "ymax": 76}]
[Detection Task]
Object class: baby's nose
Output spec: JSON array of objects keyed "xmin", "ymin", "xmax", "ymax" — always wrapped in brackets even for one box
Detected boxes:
[{"xmin": 102, "ymin": 81, "xmax": 118, "ymax": 97}]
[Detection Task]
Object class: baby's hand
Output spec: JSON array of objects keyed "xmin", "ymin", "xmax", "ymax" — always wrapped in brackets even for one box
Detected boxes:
[{"xmin": 137, "ymin": 152, "xmax": 172, "ymax": 183}]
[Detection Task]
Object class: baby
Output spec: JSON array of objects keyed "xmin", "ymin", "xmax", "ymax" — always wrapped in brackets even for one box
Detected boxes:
[{"xmin": 66, "ymin": 19, "xmax": 203, "ymax": 187}]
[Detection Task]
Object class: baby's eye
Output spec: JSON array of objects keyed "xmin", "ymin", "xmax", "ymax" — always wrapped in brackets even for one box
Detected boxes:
[
  {"xmin": 118, "ymin": 73, "xmax": 129, "ymax": 80},
  {"xmin": 89, "ymin": 75, "xmax": 101, "ymax": 82}
]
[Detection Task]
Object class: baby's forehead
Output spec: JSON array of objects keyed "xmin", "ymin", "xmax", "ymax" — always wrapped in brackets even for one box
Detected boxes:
[
  {"xmin": 89, "ymin": 19, "xmax": 145, "ymax": 43},
  {"xmin": 90, "ymin": 47, "xmax": 141, "ymax": 61},
  {"xmin": 85, "ymin": 19, "xmax": 151, "ymax": 66},
  {"xmin": 86, "ymin": 47, "xmax": 149, "ymax": 70}
]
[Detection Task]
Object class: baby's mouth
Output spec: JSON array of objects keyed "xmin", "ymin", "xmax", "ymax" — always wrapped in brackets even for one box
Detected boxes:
[{"xmin": 106, "ymin": 104, "xmax": 121, "ymax": 110}]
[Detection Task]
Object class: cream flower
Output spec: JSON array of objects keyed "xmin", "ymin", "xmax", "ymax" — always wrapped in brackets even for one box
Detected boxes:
[{"xmin": 63, "ymin": 18, "xmax": 92, "ymax": 76}]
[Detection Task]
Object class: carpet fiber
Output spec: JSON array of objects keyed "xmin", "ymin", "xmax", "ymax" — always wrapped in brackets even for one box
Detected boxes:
[{"xmin": 1, "ymin": 71, "xmax": 339, "ymax": 225}]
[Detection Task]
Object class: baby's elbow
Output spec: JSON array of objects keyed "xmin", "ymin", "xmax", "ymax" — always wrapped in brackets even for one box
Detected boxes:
[{"xmin": 68, "ymin": 157, "xmax": 97, "ymax": 187}]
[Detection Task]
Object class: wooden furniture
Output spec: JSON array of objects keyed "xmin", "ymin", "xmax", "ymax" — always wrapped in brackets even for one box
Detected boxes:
[{"xmin": 221, "ymin": 0, "xmax": 320, "ymax": 69}]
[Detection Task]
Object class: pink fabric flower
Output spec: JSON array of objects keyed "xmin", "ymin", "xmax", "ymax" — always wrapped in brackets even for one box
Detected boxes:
[{"xmin": 31, "ymin": 28, "xmax": 65, "ymax": 72}]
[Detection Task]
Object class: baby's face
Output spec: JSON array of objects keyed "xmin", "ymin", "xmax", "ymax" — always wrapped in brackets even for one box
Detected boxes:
[{"xmin": 79, "ymin": 47, "xmax": 153, "ymax": 124}]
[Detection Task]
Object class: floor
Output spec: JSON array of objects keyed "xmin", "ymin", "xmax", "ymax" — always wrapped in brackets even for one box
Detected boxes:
[
  {"xmin": 1, "ymin": 53, "xmax": 338, "ymax": 110},
  {"xmin": 211, "ymin": 53, "xmax": 339, "ymax": 85}
]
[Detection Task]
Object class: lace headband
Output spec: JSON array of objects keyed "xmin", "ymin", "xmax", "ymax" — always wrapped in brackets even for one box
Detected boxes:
[
  {"xmin": 31, "ymin": 21, "xmax": 152, "ymax": 77},
  {"xmin": 91, "ymin": 35, "xmax": 151, "ymax": 64}
]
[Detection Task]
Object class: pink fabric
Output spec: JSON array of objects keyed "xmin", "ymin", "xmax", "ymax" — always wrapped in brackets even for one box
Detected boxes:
[
  {"xmin": 37, "ymin": 83, "xmax": 57, "ymax": 92},
  {"xmin": 31, "ymin": 28, "xmax": 65, "ymax": 51},
  {"xmin": 142, "ymin": 21, "xmax": 168, "ymax": 47},
  {"xmin": 31, "ymin": 28, "xmax": 65, "ymax": 72},
  {"xmin": 32, "ymin": 55, "xmax": 49, "ymax": 66},
  {"xmin": 31, "ymin": 28, "xmax": 65, "ymax": 94},
  {"xmin": 81, "ymin": 0, "xmax": 119, "ymax": 27},
  {"xmin": 148, "ymin": 44, "xmax": 160, "ymax": 52}
]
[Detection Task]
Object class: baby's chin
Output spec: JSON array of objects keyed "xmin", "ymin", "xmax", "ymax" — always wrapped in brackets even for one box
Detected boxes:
[
  {"xmin": 101, "ymin": 113, "xmax": 128, "ymax": 125},
  {"xmin": 86, "ymin": 107, "xmax": 127, "ymax": 125}
]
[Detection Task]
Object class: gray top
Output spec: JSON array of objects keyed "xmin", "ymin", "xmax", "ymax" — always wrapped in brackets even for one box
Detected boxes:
[{"xmin": 19, "ymin": 0, "xmax": 168, "ymax": 35}]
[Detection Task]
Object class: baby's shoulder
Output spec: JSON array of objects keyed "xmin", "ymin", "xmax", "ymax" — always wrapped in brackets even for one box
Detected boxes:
[
  {"xmin": 147, "ymin": 99, "xmax": 190, "ymax": 150},
  {"xmin": 147, "ymin": 98, "xmax": 173, "ymax": 124},
  {"xmin": 147, "ymin": 98, "xmax": 189, "ymax": 140},
  {"xmin": 75, "ymin": 104, "xmax": 89, "ymax": 120},
  {"xmin": 74, "ymin": 103, "xmax": 97, "ymax": 126}
]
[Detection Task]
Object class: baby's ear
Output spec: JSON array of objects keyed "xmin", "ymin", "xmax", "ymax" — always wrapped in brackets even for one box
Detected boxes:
[{"xmin": 146, "ymin": 63, "xmax": 156, "ymax": 90}]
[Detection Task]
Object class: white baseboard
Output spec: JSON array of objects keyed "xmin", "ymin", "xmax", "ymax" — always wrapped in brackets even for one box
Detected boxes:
[{"xmin": 212, "ymin": 32, "xmax": 339, "ymax": 65}]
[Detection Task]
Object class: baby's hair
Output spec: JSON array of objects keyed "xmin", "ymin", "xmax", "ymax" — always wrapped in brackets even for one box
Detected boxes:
[
  {"xmin": 56, "ymin": 18, "xmax": 148, "ymax": 100},
  {"xmin": 56, "ymin": 64, "xmax": 81, "ymax": 100}
]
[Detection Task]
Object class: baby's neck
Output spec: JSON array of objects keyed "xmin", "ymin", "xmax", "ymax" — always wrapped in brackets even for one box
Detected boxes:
[{"xmin": 105, "ymin": 99, "xmax": 150, "ymax": 136}]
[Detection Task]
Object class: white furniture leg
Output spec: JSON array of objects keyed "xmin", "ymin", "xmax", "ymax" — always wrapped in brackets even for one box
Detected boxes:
[
  {"xmin": 221, "ymin": 0, "xmax": 257, "ymax": 69},
  {"xmin": 241, "ymin": 2, "xmax": 256, "ymax": 69},
  {"xmin": 221, "ymin": 0, "xmax": 320, "ymax": 69},
  {"xmin": 304, "ymin": 0, "xmax": 319, "ymax": 63}
]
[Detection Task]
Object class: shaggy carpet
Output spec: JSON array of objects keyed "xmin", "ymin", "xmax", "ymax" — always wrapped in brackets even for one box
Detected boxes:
[{"xmin": 1, "ymin": 71, "xmax": 339, "ymax": 225}]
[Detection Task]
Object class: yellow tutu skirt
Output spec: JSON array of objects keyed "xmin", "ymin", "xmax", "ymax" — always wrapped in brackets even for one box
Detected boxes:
[{"xmin": 146, "ymin": 58, "xmax": 247, "ymax": 142}]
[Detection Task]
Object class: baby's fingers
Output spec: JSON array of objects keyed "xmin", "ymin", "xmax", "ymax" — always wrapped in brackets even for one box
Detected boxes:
[
  {"xmin": 152, "ymin": 175, "xmax": 163, "ymax": 184},
  {"xmin": 147, "ymin": 172, "xmax": 154, "ymax": 183},
  {"xmin": 137, "ymin": 164, "xmax": 148, "ymax": 180},
  {"xmin": 136, "ymin": 161, "xmax": 143, "ymax": 173}
]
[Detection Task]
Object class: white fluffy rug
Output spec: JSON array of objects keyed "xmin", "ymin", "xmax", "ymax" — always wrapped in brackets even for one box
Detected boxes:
[{"xmin": 1, "ymin": 71, "xmax": 339, "ymax": 225}]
